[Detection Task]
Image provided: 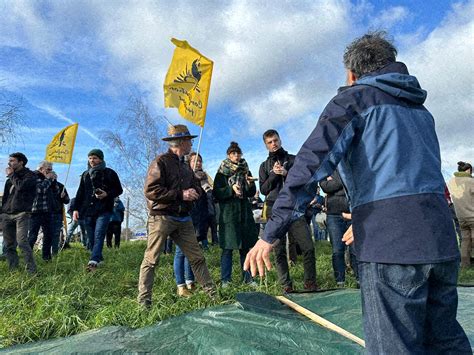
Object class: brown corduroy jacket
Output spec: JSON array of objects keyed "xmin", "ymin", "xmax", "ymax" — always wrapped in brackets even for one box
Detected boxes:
[{"xmin": 145, "ymin": 150, "xmax": 202, "ymax": 217}]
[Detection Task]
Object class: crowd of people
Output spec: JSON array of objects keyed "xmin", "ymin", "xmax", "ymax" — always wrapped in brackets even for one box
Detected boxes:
[
  {"xmin": 1, "ymin": 149, "xmax": 125, "ymax": 273},
  {"xmin": 1, "ymin": 31, "xmax": 473, "ymax": 353}
]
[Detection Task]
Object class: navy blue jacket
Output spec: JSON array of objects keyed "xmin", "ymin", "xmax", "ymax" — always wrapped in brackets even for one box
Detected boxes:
[{"xmin": 263, "ymin": 62, "xmax": 459, "ymax": 264}]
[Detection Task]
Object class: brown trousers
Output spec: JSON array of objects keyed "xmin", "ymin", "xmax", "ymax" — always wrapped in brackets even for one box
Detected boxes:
[
  {"xmin": 137, "ymin": 215, "xmax": 214, "ymax": 304},
  {"xmin": 3, "ymin": 212, "xmax": 36, "ymax": 273},
  {"xmin": 460, "ymin": 219, "xmax": 474, "ymax": 267}
]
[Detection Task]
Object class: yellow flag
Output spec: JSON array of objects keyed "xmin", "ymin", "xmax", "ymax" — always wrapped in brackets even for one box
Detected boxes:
[
  {"xmin": 45, "ymin": 123, "xmax": 79, "ymax": 164},
  {"xmin": 164, "ymin": 38, "xmax": 213, "ymax": 127}
]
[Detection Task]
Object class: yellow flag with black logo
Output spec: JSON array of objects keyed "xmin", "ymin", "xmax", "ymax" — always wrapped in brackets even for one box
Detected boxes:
[
  {"xmin": 45, "ymin": 123, "xmax": 79, "ymax": 164},
  {"xmin": 164, "ymin": 38, "xmax": 213, "ymax": 127}
]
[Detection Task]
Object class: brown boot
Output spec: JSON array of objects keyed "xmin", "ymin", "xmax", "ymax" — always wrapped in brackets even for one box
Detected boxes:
[
  {"xmin": 177, "ymin": 285, "xmax": 192, "ymax": 298},
  {"xmin": 186, "ymin": 282, "xmax": 196, "ymax": 291}
]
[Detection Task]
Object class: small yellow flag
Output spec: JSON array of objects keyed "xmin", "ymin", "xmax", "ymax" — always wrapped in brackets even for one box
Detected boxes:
[
  {"xmin": 45, "ymin": 123, "xmax": 79, "ymax": 164},
  {"xmin": 164, "ymin": 38, "xmax": 213, "ymax": 127}
]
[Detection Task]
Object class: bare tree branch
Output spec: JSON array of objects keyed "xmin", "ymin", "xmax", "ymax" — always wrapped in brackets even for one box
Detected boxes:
[
  {"xmin": 101, "ymin": 94, "xmax": 167, "ymax": 228},
  {"xmin": 0, "ymin": 90, "xmax": 25, "ymax": 147}
]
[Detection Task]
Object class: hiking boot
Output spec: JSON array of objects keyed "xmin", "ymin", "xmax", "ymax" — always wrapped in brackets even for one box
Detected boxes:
[
  {"xmin": 177, "ymin": 285, "xmax": 192, "ymax": 298},
  {"xmin": 203, "ymin": 284, "xmax": 218, "ymax": 299},
  {"xmin": 186, "ymin": 282, "xmax": 196, "ymax": 291},
  {"xmin": 138, "ymin": 299, "xmax": 152, "ymax": 310},
  {"xmin": 86, "ymin": 262, "xmax": 98, "ymax": 272},
  {"xmin": 304, "ymin": 281, "xmax": 319, "ymax": 292}
]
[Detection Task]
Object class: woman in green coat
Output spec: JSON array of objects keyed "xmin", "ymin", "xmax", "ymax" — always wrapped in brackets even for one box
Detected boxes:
[{"xmin": 213, "ymin": 142, "xmax": 258, "ymax": 287}]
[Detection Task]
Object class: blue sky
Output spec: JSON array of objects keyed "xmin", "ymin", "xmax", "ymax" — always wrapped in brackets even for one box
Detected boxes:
[{"xmin": 0, "ymin": 0, "xmax": 473, "ymax": 213}]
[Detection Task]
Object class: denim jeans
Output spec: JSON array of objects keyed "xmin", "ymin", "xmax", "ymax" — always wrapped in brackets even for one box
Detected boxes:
[
  {"xmin": 50, "ymin": 213, "xmax": 63, "ymax": 255},
  {"xmin": 85, "ymin": 213, "xmax": 111, "ymax": 263},
  {"xmin": 326, "ymin": 214, "xmax": 358, "ymax": 282},
  {"xmin": 359, "ymin": 260, "xmax": 471, "ymax": 354},
  {"xmin": 311, "ymin": 215, "xmax": 326, "ymax": 241},
  {"xmin": 28, "ymin": 212, "xmax": 53, "ymax": 260},
  {"xmin": 67, "ymin": 219, "xmax": 87, "ymax": 246},
  {"xmin": 174, "ymin": 245, "xmax": 195, "ymax": 286},
  {"xmin": 221, "ymin": 248, "xmax": 252, "ymax": 283}
]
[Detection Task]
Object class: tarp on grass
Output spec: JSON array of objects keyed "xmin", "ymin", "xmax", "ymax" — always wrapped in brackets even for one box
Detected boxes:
[{"xmin": 3, "ymin": 288, "xmax": 473, "ymax": 354}]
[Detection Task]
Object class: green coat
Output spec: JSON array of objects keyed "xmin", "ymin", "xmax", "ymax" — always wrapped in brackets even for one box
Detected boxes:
[{"xmin": 213, "ymin": 172, "xmax": 258, "ymax": 250}]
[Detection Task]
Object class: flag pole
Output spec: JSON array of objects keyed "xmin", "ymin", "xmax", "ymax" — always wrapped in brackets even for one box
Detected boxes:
[{"xmin": 193, "ymin": 125, "xmax": 204, "ymax": 172}]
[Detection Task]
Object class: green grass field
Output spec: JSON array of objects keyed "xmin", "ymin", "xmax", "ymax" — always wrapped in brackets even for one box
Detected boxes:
[{"xmin": 0, "ymin": 240, "xmax": 473, "ymax": 349}]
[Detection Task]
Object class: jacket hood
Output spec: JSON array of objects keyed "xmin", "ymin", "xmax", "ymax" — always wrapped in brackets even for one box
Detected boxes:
[{"xmin": 355, "ymin": 62, "xmax": 427, "ymax": 105}]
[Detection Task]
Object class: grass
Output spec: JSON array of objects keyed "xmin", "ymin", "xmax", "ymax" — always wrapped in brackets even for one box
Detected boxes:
[{"xmin": 0, "ymin": 240, "xmax": 473, "ymax": 349}]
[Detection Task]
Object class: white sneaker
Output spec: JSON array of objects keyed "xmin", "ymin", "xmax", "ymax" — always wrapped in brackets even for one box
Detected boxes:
[
  {"xmin": 221, "ymin": 281, "xmax": 231, "ymax": 289},
  {"xmin": 246, "ymin": 281, "xmax": 258, "ymax": 289}
]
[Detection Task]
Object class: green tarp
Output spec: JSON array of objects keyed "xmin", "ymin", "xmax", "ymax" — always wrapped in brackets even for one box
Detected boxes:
[{"xmin": 4, "ymin": 288, "xmax": 473, "ymax": 354}]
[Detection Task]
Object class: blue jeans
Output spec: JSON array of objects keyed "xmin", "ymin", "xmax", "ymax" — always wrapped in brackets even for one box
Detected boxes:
[
  {"xmin": 85, "ymin": 213, "xmax": 111, "ymax": 263},
  {"xmin": 173, "ymin": 245, "xmax": 195, "ymax": 286},
  {"xmin": 311, "ymin": 215, "xmax": 326, "ymax": 241},
  {"xmin": 221, "ymin": 248, "xmax": 252, "ymax": 283},
  {"xmin": 326, "ymin": 214, "xmax": 358, "ymax": 282},
  {"xmin": 359, "ymin": 260, "xmax": 471, "ymax": 354},
  {"xmin": 51, "ymin": 213, "xmax": 63, "ymax": 255},
  {"xmin": 67, "ymin": 219, "xmax": 87, "ymax": 246}
]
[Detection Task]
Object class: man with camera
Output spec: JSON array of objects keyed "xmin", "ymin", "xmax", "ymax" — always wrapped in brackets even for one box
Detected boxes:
[
  {"xmin": 259, "ymin": 129, "xmax": 317, "ymax": 293},
  {"xmin": 73, "ymin": 149, "xmax": 123, "ymax": 271}
]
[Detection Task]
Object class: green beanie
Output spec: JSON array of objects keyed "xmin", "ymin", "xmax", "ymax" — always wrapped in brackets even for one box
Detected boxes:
[{"xmin": 88, "ymin": 149, "xmax": 104, "ymax": 160}]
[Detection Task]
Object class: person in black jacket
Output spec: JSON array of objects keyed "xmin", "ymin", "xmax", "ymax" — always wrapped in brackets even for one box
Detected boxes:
[
  {"xmin": 2, "ymin": 152, "xmax": 37, "ymax": 273},
  {"xmin": 73, "ymin": 149, "xmax": 123, "ymax": 271},
  {"xmin": 50, "ymin": 171, "xmax": 70, "ymax": 254},
  {"xmin": 319, "ymin": 169, "xmax": 358, "ymax": 286},
  {"xmin": 28, "ymin": 161, "xmax": 55, "ymax": 261},
  {"xmin": 259, "ymin": 129, "xmax": 317, "ymax": 292}
]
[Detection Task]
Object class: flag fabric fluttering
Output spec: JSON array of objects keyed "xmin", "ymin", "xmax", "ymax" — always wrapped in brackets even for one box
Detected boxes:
[
  {"xmin": 164, "ymin": 38, "xmax": 213, "ymax": 127},
  {"xmin": 45, "ymin": 123, "xmax": 79, "ymax": 164}
]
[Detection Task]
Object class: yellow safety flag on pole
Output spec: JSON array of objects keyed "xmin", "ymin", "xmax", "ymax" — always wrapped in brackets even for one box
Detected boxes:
[
  {"xmin": 164, "ymin": 38, "xmax": 213, "ymax": 127},
  {"xmin": 45, "ymin": 123, "xmax": 79, "ymax": 164}
]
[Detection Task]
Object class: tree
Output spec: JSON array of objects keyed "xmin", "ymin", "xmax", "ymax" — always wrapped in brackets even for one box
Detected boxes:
[
  {"xmin": 101, "ymin": 94, "xmax": 166, "ymax": 228},
  {"xmin": 0, "ymin": 90, "xmax": 25, "ymax": 147}
]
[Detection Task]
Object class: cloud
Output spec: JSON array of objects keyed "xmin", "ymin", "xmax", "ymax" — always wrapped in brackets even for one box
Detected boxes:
[
  {"xmin": 36, "ymin": 103, "xmax": 106, "ymax": 145},
  {"xmin": 399, "ymin": 1, "xmax": 474, "ymax": 171},
  {"xmin": 1, "ymin": 0, "xmax": 472, "ymax": 177},
  {"xmin": 370, "ymin": 6, "xmax": 410, "ymax": 29}
]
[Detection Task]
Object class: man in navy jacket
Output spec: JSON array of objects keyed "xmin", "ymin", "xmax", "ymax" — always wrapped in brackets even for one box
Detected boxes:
[{"xmin": 245, "ymin": 31, "xmax": 470, "ymax": 353}]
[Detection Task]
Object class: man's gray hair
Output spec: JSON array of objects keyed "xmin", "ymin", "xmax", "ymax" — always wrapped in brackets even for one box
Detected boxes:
[
  {"xmin": 343, "ymin": 31, "xmax": 397, "ymax": 78},
  {"xmin": 37, "ymin": 160, "xmax": 53, "ymax": 170}
]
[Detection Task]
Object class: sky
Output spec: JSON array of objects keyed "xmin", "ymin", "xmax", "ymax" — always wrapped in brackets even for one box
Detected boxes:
[{"xmin": 0, "ymin": 0, "xmax": 473, "ymax": 219}]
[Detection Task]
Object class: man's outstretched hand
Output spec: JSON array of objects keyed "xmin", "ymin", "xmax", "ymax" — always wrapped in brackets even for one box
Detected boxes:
[{"xmin": 243, "ymin": 239, "xmax": 274, "ymax": 277}]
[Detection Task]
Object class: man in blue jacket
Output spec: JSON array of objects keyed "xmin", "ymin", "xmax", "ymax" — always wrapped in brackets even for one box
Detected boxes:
[{"xmin": 245, "ymin": 31, "xmax": 470, "ymax": 353}]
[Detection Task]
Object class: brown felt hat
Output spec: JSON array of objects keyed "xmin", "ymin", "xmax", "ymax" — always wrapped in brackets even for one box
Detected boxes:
[{"xmin": 162, "ymin": 124, "xmax": 198, "ymax": 141}]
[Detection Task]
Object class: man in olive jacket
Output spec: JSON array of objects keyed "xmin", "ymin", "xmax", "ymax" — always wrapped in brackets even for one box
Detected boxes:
[
  {"xmin": 137, "ymin": 125, "xmax": 216, "ymax": 308},
  {"xmin": 2, "ymin": 152, "xmax": 37, "ymax": 273}
]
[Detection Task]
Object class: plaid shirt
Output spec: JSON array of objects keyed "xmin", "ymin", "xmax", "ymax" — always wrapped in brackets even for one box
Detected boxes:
[{"xmin": 31, "ymin": 174, "xmax": 52, "ymax": 213}]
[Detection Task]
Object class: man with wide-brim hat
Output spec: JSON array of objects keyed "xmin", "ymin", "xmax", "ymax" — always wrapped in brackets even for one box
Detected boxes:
[
  {"xmin": 161, "ymin": 124, "xmax": 198, "ymax": 141},
  {"xmin": 137, "ymin": 124, "xmax": 216, "ymax": 307}
]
